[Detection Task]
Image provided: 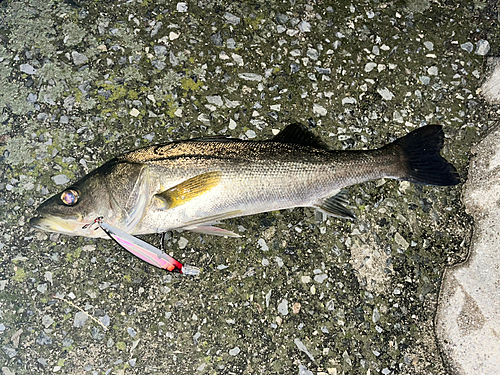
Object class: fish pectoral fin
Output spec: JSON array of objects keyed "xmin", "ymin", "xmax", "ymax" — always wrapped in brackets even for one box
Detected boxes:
[
  {"xmin": 314, "ymin": 191, "xmax": 356, "ymax": 220},
  {"xmin": 155, "ymin": 171, "xmax": 222, "ymax": 209},
  {"xmin": 183, "ymin": 225, "xmax": 241, "ymax": 238}
]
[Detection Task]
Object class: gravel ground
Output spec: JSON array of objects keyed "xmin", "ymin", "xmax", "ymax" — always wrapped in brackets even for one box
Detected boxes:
[{"xmin": 0, "ymin": 0, "xmax": 495, "ymax": 374}]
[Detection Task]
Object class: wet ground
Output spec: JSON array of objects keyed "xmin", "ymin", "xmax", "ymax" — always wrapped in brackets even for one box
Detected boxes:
[{"xmin": 0, "ymin": 0, "xmax": 496, "ymax": 374}]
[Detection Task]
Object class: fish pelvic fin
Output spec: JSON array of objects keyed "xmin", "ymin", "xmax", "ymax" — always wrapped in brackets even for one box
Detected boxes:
[
  {"xmin": 314, "ymin": 190, "xmax": 356, "ymax": 220},
  {"xmin": 155, "ymin": 171, "xmax": 222, "ymax": 209},
  {"xmin": 183, "ymin": 225, "xmax": 241, "ymax": 238},
  {"xmin": 387, "ymin": 125, "xmax": 460, "ymax": 186}
]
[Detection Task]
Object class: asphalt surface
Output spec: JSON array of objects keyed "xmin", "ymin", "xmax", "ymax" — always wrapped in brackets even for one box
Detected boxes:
[{"xmin": 0, "ymin": 0, "xmax": 496, "ymax": 374}]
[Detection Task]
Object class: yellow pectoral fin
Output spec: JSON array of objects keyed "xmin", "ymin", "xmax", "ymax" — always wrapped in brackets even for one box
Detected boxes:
[{"xmin": 155, "ymin": 171, "xmax": 222, "ymax": 209}]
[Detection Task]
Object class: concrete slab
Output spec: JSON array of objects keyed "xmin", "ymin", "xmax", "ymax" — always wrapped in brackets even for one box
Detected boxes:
[{"xmin": 436, "ymin": 67, "xmax": 500, "ymax": 374}]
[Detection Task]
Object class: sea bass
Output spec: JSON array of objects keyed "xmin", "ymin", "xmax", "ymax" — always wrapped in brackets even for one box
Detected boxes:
[{"xmin": 30, "ymin": 124, "xmax": 459, "ymax": 239}]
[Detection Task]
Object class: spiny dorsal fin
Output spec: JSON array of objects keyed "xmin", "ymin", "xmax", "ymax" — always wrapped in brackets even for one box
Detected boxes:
[
  {"xmin": 271, "ymin": 123, "xmax": 330, "ymax": 149},
  {"xmin": 314, "ymin": 190, "xmax": 356, "ymax": 220}
]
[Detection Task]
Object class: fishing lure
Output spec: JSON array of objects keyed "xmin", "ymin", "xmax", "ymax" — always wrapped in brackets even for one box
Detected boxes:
[{"xmin": 83, "ymin": 218, "xmax": 200, "ymax": 275}]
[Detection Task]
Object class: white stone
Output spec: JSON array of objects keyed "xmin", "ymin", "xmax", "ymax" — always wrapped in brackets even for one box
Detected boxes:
[
  {"xmin": 313, "ymin": 103, "xmax": 327, "ymax": 116},
  {"xmin": 428, "ymin": 66, "xmax": 438, "ymax": 76},
  {"xmin": 278, "ymin": 299, "xmax": 288, "ymax": 315},
  {"xmin": 365, "ymin": 62, "xmax": 377, "ymax": 72},
  {"xmin": 342, "ymin": 97, "xmax": 357, "ymax": 105},
  {"xmin": 169, "ymin": 31, "xmax": 180, "ymax": 41},
  {"xmin": 130, "ymin": 108, "xmax": 140, "ymax": 117},
  {"xmin": 176, "ymin": 2, "xmax": 187, "ymax": 12},
  {"xmin": 238, "ymin": 73, "xmax": 263, "ymax": 82},
  {"xmin": 231, "ymin": 53, "xmax": 244, "ymax": 66},
  {"xmin": 178, "ymin": 237, "xmax": 188, "ymax": 249},
  {"xmin": 424, "ymin": 41, "xmax": 434, "ymax": 51},
  {"xmin": 475, "ymin": 39, "xmax": 490, "ymax": 56},
  {"xmin": 377, "ymin": 87, "xmax": 394, "ymax": 100},
  {"xmin": 206, "ymin": 95, "xmax": 223, "ymax": 107}
]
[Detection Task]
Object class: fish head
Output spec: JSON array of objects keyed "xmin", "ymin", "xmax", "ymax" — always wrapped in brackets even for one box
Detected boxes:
[{"xmin": 30, "ymin": 160, "xmax": 150, "ymax": 238}]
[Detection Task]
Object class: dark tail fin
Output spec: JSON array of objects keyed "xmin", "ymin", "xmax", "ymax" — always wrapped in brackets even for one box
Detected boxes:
[{"xmin": 389, "ymin": 125, "xmax": 460, "ymax": 186}]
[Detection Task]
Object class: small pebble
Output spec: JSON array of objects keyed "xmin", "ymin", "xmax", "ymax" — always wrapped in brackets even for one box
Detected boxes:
[
  {"xmin": 299, "ymin": 20, "xmax": 311, "ymax": 32},
  {"xmin": 71, "ymin": 51, "xmax": 88, "ymax": 65},
  {"xmin": 238, "ymin": 73, "xmax": 262, "ymax": 82},
  {"xmin": 224, "ymin": 12, "xmax": 240, "ymax": 25},
  {"xmin": 475, "ymin": 39, "xmax": 490, "ymax": 56},
  {"xmin": 73, "ymin": 311, "xmax": 88, "ymax": 328},
  {"xmin": 365, "ymin": 62, "xmax": 377, "ymax": 72},
  {"xmin": 460, "ymin": 42, "xmax": 474, "ymax": 53},
  {"xmin": 178, "ymin": 237, "xmax": 188, "ymax": 249},
  {"xmin": 423, "ymin": 41, "xmax": 434, "ymax": 51},
  {"xmin": 278, "ymin": 299, "xmax": 288, "ymax": 315},
  {"xmin": 20, "ymin": 63, "xmax": 36, "ymax": 75},
  {"xmin": 176, "ymin": 2, "xmax": 187, "ymax": 12},
  {"xmin": 377, "ymin": 87, "xmax": 394, "ymax": 100},
  {"xmin": 52, "ymin": 174, "xmax": 70, "ymax": 185},
  {"xmin": 313, "ymin": 103, "xmax": 327, "ymax": 116}
]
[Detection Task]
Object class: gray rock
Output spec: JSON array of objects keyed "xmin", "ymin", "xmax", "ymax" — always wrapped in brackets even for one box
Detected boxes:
[
  {"xmin": 73, "ymin": 311, "xmax": 88, "ymax": 327},
  {"xmin": 211, "ymin": 31, "xmax": 223, "ymax": 46},
  {"xmin": 27, "ymin": 93, "xmax": 37, "ymax": 103},
  {"xmin": 71, "ymin": 51, "xmax": 88, "ymax": 65},
  {"xmin": 2, "ymin": 345, "xmax": 16, "ymax": 358},
  {"xmin": 154, "ymin": 45, "xmax": 167, "ymax": 56},
  {"xmin": 224, "ymin": 12, "xmax": 240, "ymax": 25},
  {"xmin": 276, "ymin": 13, "xmax": 289, "ymax": 24},
  {"xmin": 307, "ymin": 48, "xmax": 319, "ymax": 60},
  {"xmin": 52, "ymin": 174, "xmax": 70, "ymax": 185},
  {"xmin": 460, "ymin": 41, "xmax": 474, "ymax": 53},
  {"xmin": 169, "ymin": 51, "xmax": 179, "ymax": 66},
  {"xmin": 419, "ymin": 75, "xmax": 431, "ymax": 85},
  {"xmin": 127, "ymin": 327, "xmax": 137, "ymax": 337},
  {"xmin": 36, "ymin": 331, "xmax": 52, "ymax": 345},
  {"xmin": 298, "ymin": 20, "xmax": 311, "ymax": 32},
  {"xmin": 20, "ymin": 63, "xmax": 36, "ymax": 75},
  {"xmin": 152, "ymin": 60, "xmax": 166, "ymax": 70}
]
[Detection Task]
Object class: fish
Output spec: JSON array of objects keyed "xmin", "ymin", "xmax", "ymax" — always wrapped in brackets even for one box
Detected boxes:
[{"xmin": 30, "ymin": 123, "xmax": 459, "ymax": 240}]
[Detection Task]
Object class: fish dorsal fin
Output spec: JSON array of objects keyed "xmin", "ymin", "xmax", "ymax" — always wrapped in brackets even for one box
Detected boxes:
[
  {"xmin": 314, "ymin": 190, "xmax": 356, "ymax": 220},
  {"xmin": 155, "ymin": 171, "xmax": 222, "ymax": 209},
  {"xmin": 271, "ymin": 123, "xmax": 330, "ymax": 149}
]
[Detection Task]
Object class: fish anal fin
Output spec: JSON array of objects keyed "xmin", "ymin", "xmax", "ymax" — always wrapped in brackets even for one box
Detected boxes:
[
  {"xmin": 271, "ymin": 123, "xmax": 330, "ymax": 149},
  {"xmin": 184, "ymin": 225, "xmax": 241, "ymax": 238},
  {"xmin": 315, "ymin": 191, "xmax": 356, "ymax": 220},
  {"xmin": 156, "ymin": 171, "xmax": 222, "ymax": 209}
]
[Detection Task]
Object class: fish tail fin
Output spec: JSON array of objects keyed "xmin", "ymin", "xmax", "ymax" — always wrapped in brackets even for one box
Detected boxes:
[{"xmin": 387, "ymin": 125, "xmax": 460, "ymax": 186}]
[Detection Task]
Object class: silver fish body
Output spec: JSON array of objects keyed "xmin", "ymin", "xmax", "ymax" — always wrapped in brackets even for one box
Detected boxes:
[{"xmin": 30, "ymin": 124, "xmax": 459, "ymax": 238}]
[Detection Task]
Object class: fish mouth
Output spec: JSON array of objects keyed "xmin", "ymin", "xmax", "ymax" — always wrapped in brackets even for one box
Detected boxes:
[
  {"xmin": 30, "ymin": 215, "xmax": 85, "ymax": 236},
  {"xmin": 30, "ymin": 214, "xmax": 108, "ymax": 238}
]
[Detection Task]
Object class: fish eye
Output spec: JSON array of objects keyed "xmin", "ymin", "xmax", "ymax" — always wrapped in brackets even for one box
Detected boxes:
[{"xmin": 61, "ymin": 189, "xmax": 80, "ymax": 206}]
